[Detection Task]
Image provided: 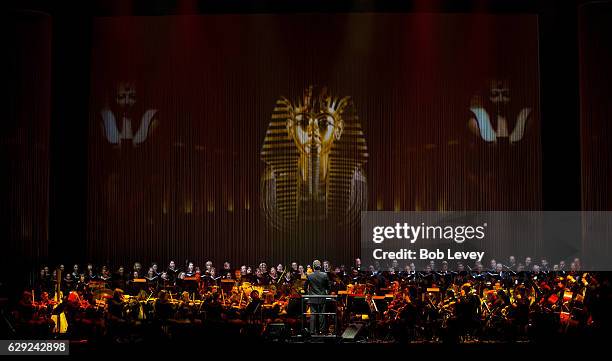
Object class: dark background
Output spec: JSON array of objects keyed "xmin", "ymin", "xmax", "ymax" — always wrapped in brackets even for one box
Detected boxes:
[{"xmin": 2, "ymin": 0, "xmax": 609, "ymax": 294}]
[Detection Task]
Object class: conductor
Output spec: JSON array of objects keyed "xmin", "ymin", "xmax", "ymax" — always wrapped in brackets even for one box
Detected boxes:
[{"xmin": 304, "ymin": 260, "xmax": 330, "ymax": 335}]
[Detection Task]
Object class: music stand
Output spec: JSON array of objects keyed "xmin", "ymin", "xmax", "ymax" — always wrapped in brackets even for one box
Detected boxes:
[{"xmin": 301, "ymin": 294, "xmax": 338, "ymax": 338}]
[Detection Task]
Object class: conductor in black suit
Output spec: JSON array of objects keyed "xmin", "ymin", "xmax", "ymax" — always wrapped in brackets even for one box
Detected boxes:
[{"xmin": 305, "ymin": 260, "xmax": 330, "ymax": 335}]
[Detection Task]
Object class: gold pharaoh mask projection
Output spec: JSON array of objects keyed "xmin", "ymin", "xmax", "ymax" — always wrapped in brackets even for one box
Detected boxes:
[{"xmin": 261, "ymin": 86, "xmax": 368, "ymax": 231}]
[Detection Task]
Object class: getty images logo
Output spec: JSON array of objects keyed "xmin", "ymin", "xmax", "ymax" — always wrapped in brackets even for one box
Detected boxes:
[{"xmin": 372, "ymin": 222, "xmax": 487, "ymax": 245}]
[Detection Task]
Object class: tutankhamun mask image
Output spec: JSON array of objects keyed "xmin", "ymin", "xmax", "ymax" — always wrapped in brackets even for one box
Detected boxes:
[{"xmin": 261, "ymin": 86, "xmax": 368, "ymax": 231}]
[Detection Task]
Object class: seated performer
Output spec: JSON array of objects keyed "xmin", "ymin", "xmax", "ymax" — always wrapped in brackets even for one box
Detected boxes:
[
  {"xmin": 241, "ymin": 290, "xmax": 263, "ymax": 321},
  {"xmin": 107, "ymin": 289, "xmax": 125, "ymax": 322},
  {"xmin": 14, "ymin": 291, "xmax": 53, "ymax": 336},
  {"xmin": 304, "ymin": 260, "xmax": 330, "ymax": 335},
  {"xmin": 154, "ymin": 290, "xmax": 174, "ymax": 322}
]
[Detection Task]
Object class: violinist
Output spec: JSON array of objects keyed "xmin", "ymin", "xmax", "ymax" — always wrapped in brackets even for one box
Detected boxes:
[
  {"xmin": 15, "ymin": 291, "xmax": 53, "ymax": 336},
  {"xmin": 241, "ymin": 290, "xmax": 262, "ymax": 321}
]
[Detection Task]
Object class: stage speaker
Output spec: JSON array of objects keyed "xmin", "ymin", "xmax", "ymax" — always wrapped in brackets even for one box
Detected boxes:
[
  {"xmin": 263, "ymin": 323, "xmax": 289, "ymax": 341},
  {"xmin": 341, "ymin": 323, "xmax": 364, "ymax": 340}
]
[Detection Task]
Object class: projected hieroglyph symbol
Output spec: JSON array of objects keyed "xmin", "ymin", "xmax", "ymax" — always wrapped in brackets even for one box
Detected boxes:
[{"xmin": 260, "ymin": 86, "xmax": 368, "ymax": 231}]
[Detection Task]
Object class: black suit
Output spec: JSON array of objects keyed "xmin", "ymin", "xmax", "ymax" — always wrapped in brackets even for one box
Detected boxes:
[{"xmin": 305, "ymin": 270, "xmax": 330, "ymax": 334}]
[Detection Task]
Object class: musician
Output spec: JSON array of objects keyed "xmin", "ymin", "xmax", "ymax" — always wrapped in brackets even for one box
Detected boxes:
[
  {"xmin": 35, "ymin": 267, "xmax": 52, "ymax": 297},
  {"xmin": 245, "ymin": 266, "xmax": 255, "ymax": 282},
  {"xmin": 259, "ymin": 262, "xmax": 268, "ymax": 278},
  {"xmin": 166, "ymin": 260, "xmax": 179, "ymax": 284},
  {"xmin": 177, "ymin": 291, "xmax": 195, "ymax": 321},
  {"xmin": 154, "ymin": 290, "xmax": 174, "ymax": 322},
  {"xmin": 524, "ymin": 257, "xmax": 532, "ymax": 270},
  {"xmin": 573, "ymin": 258, "xmax": 582, "ymax": 271},
  {"xmin": 202, "ymin": 267, "xmax": 220, "ymax": 288},
  {"xmin": 436, "ymin": 261, "xmax": 453, "ymax": 288},
  {"xmin": 400, "ymin": 264, "xmax": 415, "ymax": 281},
  {"xmin": 354, "ymin": 258, "xmax": 362, "ymax": 272},
  {"xmin": 184, "ymin": 262, "xmax": 196, "ymax": 278},
  {"xmin": 105, "ymin": 289, "xmax": 126, "ymax": 337},
  {"xmin": 151, "ymin": 262, "xmax": 160, "ymax": 277},
  {"xmin": 304, "ymin": 260, "xmax": 330, "ymax": 335},
  {"xmin": 323, "ymin": 260, "xmax": 331, "ymax": 273},
  {"xmin": 255, "ymin": 268, "xmax": 269, "ymax": 286},
  {"xmin": 71, "ymin": 264, "xmax": 81, "ymax": 281},
  {"xmin": 368, "ymin": 266, "xmax": 388, "ymax": 293},
  {"xmin": 39, "ymin": 291, "xmax": 54, "ymax": 308},
  {"xmin": 99, "ymin": 266, "xmax": 112, "ymax": 288},
  {"xmin": 128, "ymin": 271, "xmax": 145, "ymax": 295},
  {"xmin": 387, "ymin": 291, "xmax": 418, "ymax": 343},
  {"xmin": 241, "ymin": 290, "xmax": 263, "ymax": 321},
  {"xmin": 508, "ymin": 284, "xmax": 530, "ymax": 337},
  {"xmin": 455, "ymin": 283, "xmax": 481, "ymax": 339},
  {"xmin": 281, "ymin": 267, "xmax": 294, "ymax": 285},
  {"xmin": 391, "ymin": 260, "xmax": 400, "ymax": 273},
  {"xmin": 145, "ymin": 268, "xmax": 159, "ymax": 291},
  {"xmin": 331, "ymin": 267, "xmax": 346, "ymax": 293},
  {"xmin": 15, "ymin": 291, "xmax": 36, "ymax": 321},
  {"xmin": 489, "ymin": 259, "xmax": 498, "ymax": 272},
  {"xmin": 204, "ymin": 260, "xmax": 213, "ymax": 275},
  {"xmin": 113, "ymin": 266, "xmax": 128, "ymax": 290},
  {"xmin": 508, "ymin": 256, "xmax": 517, "ymax": 270},
  {"xmin": 540, "ymin": 259, "xmax": 550, "ymax": 272},
  {"xmin": 386, "ymin": 267, "xmax": 399, "ymax": 282},
  {"xmin": 238, "ymin": 265, "xmax": 250, "ymax": 283},
  {"xmin": 420, "ymin": 265, "xmax": 436, "ymax": 287},
  {"xmin": 62, "ymin": 273, "xmax": 75, "ymax": 294},
  {"xmin": 203, "ymin": 291, "xmax": 224, "ymax": 322},
  {"xmin": 290, "ymin": 262, "xmax": 299, "ymax": 278},
  {"xmin": 132, "ymin": 262, "xmax": 143, "ymax": 279},
  {"xmin": 52, "ymin": 264, "xmax": 65, "ymax": 280},
  {"xmin": 84, "ymin": 263, "xmax": 96, "ymax": 282},
  {"xmin": 348, "ymin": 268, "xmax": 362, "ymax": 285},
  {"xmin": 222, "ymin": 261, "xmax": 233, "ymax": 276},
  {"xmin": 63, "ymin": 291, "xmax": 83, "ymax": 335},
  {"xmin": 268, "ymin": 267, "xmax": 279, "ymax": 284},
  {"xmin": 15, "ymin": 291, "xmax": 53, "ymax": 336},
  {"xmin": 429, "ymin": 260, "xmax": 436, "ymax": 272},
  {"xmin": 339, "ymin": 264, "xmax": 347, "ymax": 278}
]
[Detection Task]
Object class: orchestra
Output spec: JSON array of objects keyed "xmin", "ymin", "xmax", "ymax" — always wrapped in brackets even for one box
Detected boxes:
[{"xmin": 9, "ymin": 257, "xmax": 608, "ymax": 343}]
